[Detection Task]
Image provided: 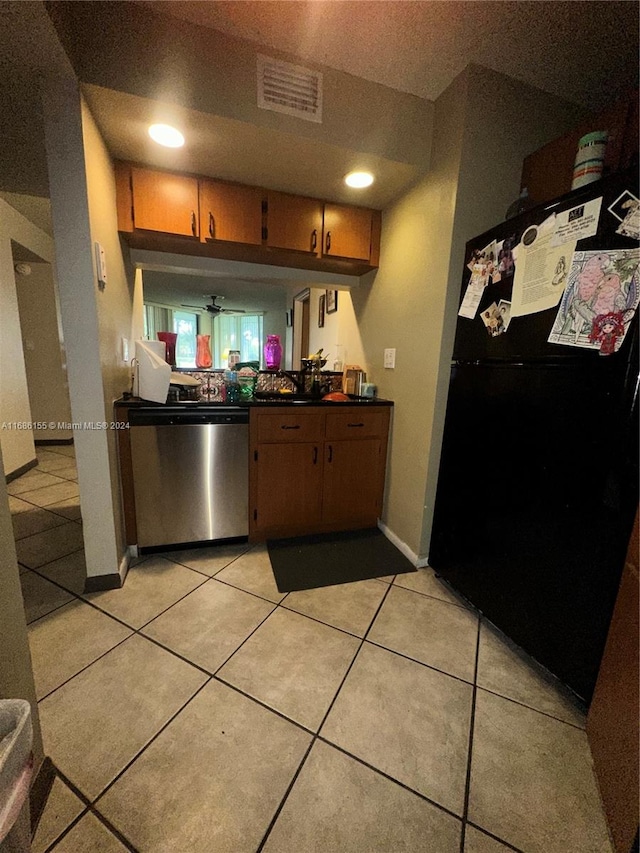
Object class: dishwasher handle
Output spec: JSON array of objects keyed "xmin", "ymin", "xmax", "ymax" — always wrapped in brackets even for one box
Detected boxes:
[{"xmin": 128, "ymin": 408, "xmax": 248, "ymax": 427}]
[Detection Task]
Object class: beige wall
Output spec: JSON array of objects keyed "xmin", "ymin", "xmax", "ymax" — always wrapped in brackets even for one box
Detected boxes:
[
  {"xmin": 15, "ymin": 261, "xmax": 73, "ymax": 442},
  {"xmin": 308, "ymin": 288, "xmax": 366, "ymax": 372},
  {"xmin": 0, "ymin": 199, "xmax": 56, "ymax": 476},
  {"xmin": 352, "ymin": 70, "xmax": 470, "ymax": 560},
  {"xmin": 42, "ymin": 74, "xmax": 123, "ymax": 579},
  {"xmin": 81, "ymin": 96, "xmax": 139, "ymax": 559}
]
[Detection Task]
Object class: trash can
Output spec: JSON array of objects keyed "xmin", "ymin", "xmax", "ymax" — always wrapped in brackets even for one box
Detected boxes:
[{"xmin": 0, "ymin": 700, "xmax": 33, "ymax": 853}]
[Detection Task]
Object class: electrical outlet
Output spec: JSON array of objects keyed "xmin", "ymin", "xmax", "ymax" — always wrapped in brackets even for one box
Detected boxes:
[{"xmin": 383, "ymin": 348, "xmax": 396, "ymax": 369}]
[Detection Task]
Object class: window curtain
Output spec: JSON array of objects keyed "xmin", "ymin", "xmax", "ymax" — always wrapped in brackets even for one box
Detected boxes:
[
  {"xmin": 143, "ymin": 305, "xmax": 171, "ymax": 342},
  {"xmin": 214, "ymin": 315, "xmax": 263, "ymax": 368}
]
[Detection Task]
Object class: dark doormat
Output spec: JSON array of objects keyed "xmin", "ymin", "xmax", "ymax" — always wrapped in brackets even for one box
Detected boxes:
[{"xmin": 267, "ymin": 527, "xmax": 417, "ymax": 593}]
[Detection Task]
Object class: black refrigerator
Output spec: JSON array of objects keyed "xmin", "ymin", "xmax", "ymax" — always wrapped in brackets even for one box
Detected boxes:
[{"xmin": 429, "ymin": 168, "xmax": 639, "ymax": 705}]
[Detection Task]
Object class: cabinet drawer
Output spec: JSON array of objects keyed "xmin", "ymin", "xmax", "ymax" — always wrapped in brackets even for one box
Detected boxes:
[
  {"xmin": 257, "ymin": 412, "xmax": 324, "ymax": 443},
  {"xmin": 325, "ymin": 410, "xmax": 387, "ymax": 440}
]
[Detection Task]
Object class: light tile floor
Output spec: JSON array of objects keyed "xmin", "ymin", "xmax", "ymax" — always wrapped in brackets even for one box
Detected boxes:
[{"xmin": 10, "ymin": 446, "xmax": 614, "ymax": 852}]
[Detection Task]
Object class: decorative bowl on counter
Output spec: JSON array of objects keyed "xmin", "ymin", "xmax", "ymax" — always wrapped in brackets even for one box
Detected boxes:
[{"xmin": 322, "ymin": 391, "xmax": 350, "ymax": 402}]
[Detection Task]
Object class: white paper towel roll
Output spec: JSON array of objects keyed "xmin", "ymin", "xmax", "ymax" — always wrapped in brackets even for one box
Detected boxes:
[{"xmin": 135, "ymin": 340, "xmax": 170, "ymax": 403}]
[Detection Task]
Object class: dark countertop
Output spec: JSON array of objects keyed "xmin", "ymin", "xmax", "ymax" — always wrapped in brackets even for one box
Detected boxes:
[{"xmin": 114, "ymin": 395, "xmax": 393, "ymax": 410}]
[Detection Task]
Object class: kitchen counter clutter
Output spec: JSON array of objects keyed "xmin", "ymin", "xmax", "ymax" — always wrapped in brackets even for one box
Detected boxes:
[{"xmin": 114, "ymin": 397, "xmax": 393, "ymax": 549}]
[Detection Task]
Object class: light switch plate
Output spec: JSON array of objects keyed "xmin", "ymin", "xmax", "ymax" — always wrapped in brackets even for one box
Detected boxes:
[
  {"xmin": 383, "ymin": 348, "xmax": 396, "ymax": 368},
  {"xmin": 94, "ymin": 241, "xmax": 107, "ymax": 287},
  {"xmin": 121, "ymin": 337, "xmax": 129, "ymax": 362}
]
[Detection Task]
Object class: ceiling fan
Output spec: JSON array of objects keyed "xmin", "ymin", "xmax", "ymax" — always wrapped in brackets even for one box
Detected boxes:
[{"xmin": 181, "ymin": 295, "xmax": 246, "ymax": 315}]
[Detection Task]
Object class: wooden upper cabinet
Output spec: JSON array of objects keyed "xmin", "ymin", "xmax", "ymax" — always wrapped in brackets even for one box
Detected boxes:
[
  {"xmin": 131, "ymin": 167, "xmax": 199, "ymax": 237},
  {"xmin": 322, "ymin": 203, "xmax": 373, "ymax": 262},
  {"xmin": 266, "ymin": 191, "xmax": 323, "ymax": 254},
  {"xmin": 199, "ymin": 179, "xmax": 263, "ymax": 246},
  {"xmin": 116, "ymin": 162, "xmax": 381, "ymax": 272}
]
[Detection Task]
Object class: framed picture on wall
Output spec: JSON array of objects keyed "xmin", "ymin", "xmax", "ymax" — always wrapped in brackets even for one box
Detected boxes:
[
  {"xmin": 318, "ymin": 294, "xmax": 325, "ymax": 328},
  {"xmin": 326, "ymin": 290, "xmax": 338, "ymax": 313}
]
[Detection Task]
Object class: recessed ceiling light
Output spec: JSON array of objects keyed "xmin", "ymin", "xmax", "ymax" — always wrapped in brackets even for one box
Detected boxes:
[
  {"xmin": 345, "ymin": 171, "xmax": 374, "ymax": 189},
  {"xmin": 148, "ymin": 124, "xmax": 185, "ymax": 148}
]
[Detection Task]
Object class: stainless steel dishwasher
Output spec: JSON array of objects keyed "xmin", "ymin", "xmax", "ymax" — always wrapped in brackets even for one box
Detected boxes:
[{"xmin": 128, "ymin": 407, "xmax": 249, "ymax": 549}]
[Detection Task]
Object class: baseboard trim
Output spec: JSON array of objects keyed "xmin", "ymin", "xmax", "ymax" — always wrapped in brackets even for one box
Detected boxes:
[
  {"xmin": 377, "ymin": 520, "xmax": 430, "ymax": 567},
  {"xmin": 83, "ymin": 550, "xmax": 131, "ymax": 593},
  {"xmin": 119, "ymin": 550, "xmax": 131, "ymax": 585},
  {"xmin": 5, "ymin": 458, "xmax": 38, "ymax": 483},
  {"xmin": 29, "ymin": 756, "xmax": 56, "ymax": 836},
  {"xmin": 34, "ymin": 438, "xmax": 74, "ymax": 446},
  {"xmin": 84, "ymin": 572, "xmax": 122, "ymax": 592}
]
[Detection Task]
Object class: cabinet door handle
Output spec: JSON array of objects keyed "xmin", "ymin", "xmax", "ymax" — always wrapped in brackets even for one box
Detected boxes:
[
  {"xmin": 281, "ymin": 424, "xmax": 301, "ymax": 430},
  {"xmin": 325, "ymin": 230, "xmax": 331, "ymax": 253},
  {"xmin": 313, "ymin": 446, "xmax": 318, "ymax": 464},
  {"xmin": 191, "ymin": 210, "xmax": 197, "ymax": 236},
  {"xmin": 209, "ymin": 212, "xmax": 214, "ymax": 238},
  {"xmin": 311, "ymin": 229, "xmax": 317, "ymax": 251},
  {"xmin": 347, "ymin": 422, "xmax": 365, "ymax": 428},
  {"xmin": 327, "ymin": 444, "xmax": 333, "ymax": 463}
]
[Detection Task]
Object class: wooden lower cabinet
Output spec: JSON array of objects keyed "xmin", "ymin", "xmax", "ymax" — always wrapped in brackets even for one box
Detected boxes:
[
  {"xmin": 249, "ymin": 405, "xmax": 390, "ymax": 540},
  {"xmin": 321, "ymin": 438, "xmax": 382, "ymax": 526},
  {"xmin": 254, "ymin": 442, "xmax": 323, "ymax": 532}
]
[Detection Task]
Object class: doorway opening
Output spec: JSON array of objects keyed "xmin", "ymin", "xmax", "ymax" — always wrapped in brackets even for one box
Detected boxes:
[{"xmin": 292, "ymin": 288, "xmax": 310, "ymax": 369}]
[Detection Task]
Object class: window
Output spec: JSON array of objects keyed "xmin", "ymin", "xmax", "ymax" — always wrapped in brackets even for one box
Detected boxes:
[
  {"xmin": 213, "ymin": 314, "xmax": 263, "ymax": 368},
  {"xmin": 143, "ymin": 304, "xmax": 199, "ymax": 368},
  {"xmin": 172, "ymin": 311, "xmax": 197, "ymax": 368}
]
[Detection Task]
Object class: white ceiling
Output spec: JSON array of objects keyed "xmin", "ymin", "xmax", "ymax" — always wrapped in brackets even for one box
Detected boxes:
[
  {"xmin": 141, "ymin": 0, "xmax": 639, "ymax": 110},
  {"xmin": 1, "ymin": 1, "xmax": 637, "ymax": 309},
  {"xmin": 81, "ymin": 84, "xmax": 420, "ymax": 210}
]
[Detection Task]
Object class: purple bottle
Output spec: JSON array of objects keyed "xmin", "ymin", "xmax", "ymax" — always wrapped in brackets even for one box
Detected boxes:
[{"xmin": 264, "ymin": 335, "xmax": 282, "ymax": 370}]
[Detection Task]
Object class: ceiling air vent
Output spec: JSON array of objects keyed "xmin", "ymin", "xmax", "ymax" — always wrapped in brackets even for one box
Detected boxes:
[{"xmin": 257, "ymin": 55, "xmax": 323, "ymax": 123}]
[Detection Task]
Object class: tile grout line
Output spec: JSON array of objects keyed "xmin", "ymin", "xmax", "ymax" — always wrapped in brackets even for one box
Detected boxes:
[
  {"xmin": 459, "ymin": 614, "xmax": 481, "ymax": 853},
  {"xmin": 465, "ymin": 820, "xmax": 526, "ymax": 853},
  {"xmin": 12, "ymin": 515, "xmax": 69, "ymax": 542},
  {"xmin": 392, "ymin": 579, "xmax": 474, "ymax": 611},
  {"xmin": 254, "ymin": 740, "xmax": 316, "ymax": 853},
  {"xmin": 321, "ymin": 732, "xmax": 468, "ymax": 821},
  {"xmin": 16, "ymin": 544, "xmax": 85, "ymax": 577},
  {"xmin": 254, "ymin": 578, "xmax": 396, "ymax": 851},
  {"xmin": 463, "ymin": 618, "xmax": 585, "ymax": 853},
  {"xmin": 89, "ymin": 678, "xmax": 214, "ymax": 808},
  {"xmin": 36, "ymin": 632, "xmax": 136, "ymax": 704},
  {"xmin": 41, "ymin": 768, "xmax": 140, "ymax": 853}
]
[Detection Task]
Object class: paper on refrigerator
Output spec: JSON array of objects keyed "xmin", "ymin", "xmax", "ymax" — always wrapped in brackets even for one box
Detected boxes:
[
  {"xmin": 135, "ymin": 340, "xmax": 170, "ymax": 402},
  {"xmin": 510, "ymin": 216, "xmax": 576, "ymax": 317},
  {"xmin": 458, "ymin": 241, "xmax": 497, "ymax": 319},
  {"xmin": 548, "ymin": 248, "xmax": 640, "ymax": 351},
  {"xmin": 550, "ymin": 197, "xmax": 602, "ymax": 246}
]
